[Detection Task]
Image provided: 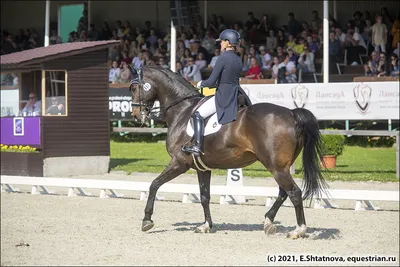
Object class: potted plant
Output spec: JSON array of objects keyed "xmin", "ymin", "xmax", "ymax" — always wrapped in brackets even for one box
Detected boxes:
[
  {"xmin": 320, "ymin": 132, "xmax": 345, "ymax": 169},
  {"xmin": 1, "ymin": 144, "xmax": 43, "ymax": 176}
]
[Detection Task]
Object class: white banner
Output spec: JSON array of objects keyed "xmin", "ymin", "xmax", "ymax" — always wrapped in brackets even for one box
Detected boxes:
[{"xmin": 241, "ymin": 82, "xmax": 399, "ymax": 120}]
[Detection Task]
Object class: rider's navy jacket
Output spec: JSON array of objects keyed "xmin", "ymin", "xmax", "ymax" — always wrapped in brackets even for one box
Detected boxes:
[{"xmin": 201, "ymin": 50, "xmax": 252, "ymax": 124}]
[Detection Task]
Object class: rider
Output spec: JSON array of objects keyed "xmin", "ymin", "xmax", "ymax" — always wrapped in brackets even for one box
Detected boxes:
[{"xmin": 182, "ymin": 29, "xmax": 251, "ymax": 156}]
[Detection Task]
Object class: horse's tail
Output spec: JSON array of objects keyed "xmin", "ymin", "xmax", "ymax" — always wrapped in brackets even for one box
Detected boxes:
[{"xmin": 292, "ymin": 108, "xmax": 329, "ymax": 200}]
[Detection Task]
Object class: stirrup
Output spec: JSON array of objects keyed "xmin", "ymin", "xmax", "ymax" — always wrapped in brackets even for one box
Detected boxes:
[{"xmin": 181, "ymin": 144, "xmax": 204, "ymax": 156}]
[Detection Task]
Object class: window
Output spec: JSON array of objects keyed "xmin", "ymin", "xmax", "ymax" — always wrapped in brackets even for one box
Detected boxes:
[
  {"xmin": 1, "ymin": 72, "xmax": 20, "ymax": 117},
  {"xmin": 42, "ymin": 70, "xmax": 68, "ymax": 116}
]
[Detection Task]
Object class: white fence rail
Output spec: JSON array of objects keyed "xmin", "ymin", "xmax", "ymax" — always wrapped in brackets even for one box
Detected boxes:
[{"xmin": 1, "ymin": 175, "xmax": 398, "ymax": 211}]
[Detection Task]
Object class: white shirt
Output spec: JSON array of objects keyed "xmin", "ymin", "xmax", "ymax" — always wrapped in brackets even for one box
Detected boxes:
[
  {"xmin": 22, "ymin": 100, "xmax": 42, "ymax": 115},
  {"xmin": 279, "ymin": 61, "xmax": 296, "ymax": 73},
  {"xmin": 132, "ymin": 57, "xmax": 144, "ymax": 69},
  {"xmin": 337, "ymin": 32, "xmax": 346, "ymax": 43},
  {"xmin": 109, "ymin": 68, "xmax": 121, "ymax": 82},
  {"xmin": 261, "ymin": 53, "xmax": 272, "ymax": 69},
  {"xmin": 353, "ymin": 32, "xmax": 367, "ymax": 50},
  {"xmin": 209, "ymin": 56, "xmax": 220, "ymax": 68},
  {"xmin": 183, "ymin": 64, "xmax": 202, "ymax": 82}
]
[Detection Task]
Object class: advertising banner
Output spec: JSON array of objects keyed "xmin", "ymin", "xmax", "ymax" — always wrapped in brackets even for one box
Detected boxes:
[
  {"xmin": 0, "ymin": 117, "xmax": 41, "ymax": 146},
  {"xmin": 109, "ymin": 87, "xmax": 133, "ymax": 120}
]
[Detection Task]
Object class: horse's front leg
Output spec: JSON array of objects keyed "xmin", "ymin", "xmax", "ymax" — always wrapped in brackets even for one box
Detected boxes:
[
  {"xmin": 194, "ymin": 170, "xmax": 212, "ymax": 233},
  {"xmin": 142, "ymin": 158, "xmax": 189, "ymax": 232}
]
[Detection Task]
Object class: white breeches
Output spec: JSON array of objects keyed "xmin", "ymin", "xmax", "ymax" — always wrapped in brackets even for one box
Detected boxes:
[{"xmin": 197, "ymin": 96, "xmax": 216, "ymax": 118}]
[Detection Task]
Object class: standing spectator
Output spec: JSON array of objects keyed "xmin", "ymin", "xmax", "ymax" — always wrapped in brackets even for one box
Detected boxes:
[
  {"xmin": 363, "ymin": 19, "xmax": 373, "ymax": 43},
  {"xmin": 276, "ymin": 29, "xmax": 286, "ymax": 48},
  {"xmin": 77, "ymin": 10, "xmax": 88, "ymax": 34},
  {"xmin": 266, "ymin": 29, "xmax": 277, "ymax": 52},
  {"xmin": 372, "ymin": 15, "xmax": 388, "ymax": 53},
  {"xmin": 2, "ymin": 34, "xmax": 18, "ymax": 54},
  {"xmin": 391, "ymin": 18, "xmax": 400, "ymax": 50},
  {"xmin": 245, "ymin": 12, "xmax": 260, "ymax": 31},
  {"xmin": 287, "ymin": 12, "xmax": 302, "ymax": 37},
  {"xmin": 87, "ymin": 24, "xmax": 100, "ymax": 41},
  {"xmin": 100, "ymin": 21, "xmax": 112, "ymax": 40},
  {"xmin": 201, "ymin": 31, "xmax": 216, "ymax": 55},
  {"xmin": 297, "ymin": 45, "xmax": 315, "ymax": 73}
]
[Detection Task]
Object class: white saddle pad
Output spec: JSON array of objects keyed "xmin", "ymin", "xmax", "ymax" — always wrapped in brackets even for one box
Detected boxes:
[{"xmin": 186, "ymin": 113, "xmax": 222, "ymax": 137}]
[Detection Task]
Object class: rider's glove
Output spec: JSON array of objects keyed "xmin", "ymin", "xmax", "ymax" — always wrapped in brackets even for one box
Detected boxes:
[{"xmin": 196, "ymin": 80, "xmax": 203, "ymax": 88}]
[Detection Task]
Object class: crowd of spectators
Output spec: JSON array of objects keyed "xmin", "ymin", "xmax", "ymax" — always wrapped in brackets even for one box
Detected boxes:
[{"xmin": 2, "ymin": 7, "xmax": 399, "ymax": 83}]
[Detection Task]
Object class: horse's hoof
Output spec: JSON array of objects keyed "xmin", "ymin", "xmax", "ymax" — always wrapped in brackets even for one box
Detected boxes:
[
  {"xmin": 264, "ymin": 219, "xmax": 276, "ymax": 235},
  {"xmin": 194, "ymin": 222, "xmax": 211, "ymax": 233},
  {"xmin": 286, "ymin": 224, "xmax": 307, "ymax": 239},
  {"xmin": 142, "ymin": 220, "xmax": 154, "ymax": 232}
]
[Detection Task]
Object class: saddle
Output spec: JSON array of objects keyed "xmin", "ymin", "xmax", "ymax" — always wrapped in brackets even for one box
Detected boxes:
[{"xmin": 191, "ymin": 93, "xmax": 249, "ymax": 115}]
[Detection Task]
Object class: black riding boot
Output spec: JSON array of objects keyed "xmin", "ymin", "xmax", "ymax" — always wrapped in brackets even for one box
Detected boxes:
[{"xmin": 181, "ymin": 111, "xmax": 205, "ymax": 155}]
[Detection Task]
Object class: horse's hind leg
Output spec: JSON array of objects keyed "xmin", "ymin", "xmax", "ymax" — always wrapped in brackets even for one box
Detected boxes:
[
  {"xmin": 271, "ymin": 170, "xmax": 307, "ymax": 239},
  {"xmin": 194, "ymin": 170, "xmax": 212, "ymax": 233},
  {"xmin": 264, "ymin": 186, "xmax": 288, "ymax": 235},
  {"xmin": 142, "ymin": 158, "xmax": 189, "ymax": 232}
]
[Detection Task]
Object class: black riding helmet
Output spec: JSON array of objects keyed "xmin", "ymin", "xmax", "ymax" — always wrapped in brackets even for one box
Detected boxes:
[{"xmin": 216, "ymin": 29, "xmax": 240, "ymax": 45}]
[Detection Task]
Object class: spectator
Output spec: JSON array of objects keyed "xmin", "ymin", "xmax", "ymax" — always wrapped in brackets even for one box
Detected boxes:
[
  {"xmin": 176, "ymin": 61, "xmax": 184, "ymax": 76},
  {"xmin": 259, "ymin": 46, "xmax": 272, "ymax": 70},
  {"xmin": 393, "ymin": 41, "xmax": 400, "ymax": 57},
  {"xmin": 123, "ymin": 21, "xmax": 133, "ymax": 37},
  {"xmin": 345, "ymin": 26, "xmax": 367, "ymax": 65},
  {"xmin": 100, "ymin": 21, "xmax": 112, "ymax": 40},
  {"xmin": 297, "ymin": 45, "xmax": 316, "ymax": 73},
  {"xmin": 277, "ymin": 29, "xmax": 286, "ymax": 48},
  {"xmin": 179, "ymin": 33, "xmax": 190, "ymax": 49},
  {"xmin": 195, "ymin": 52, "xmax": 207, "ymax": 70},
  {"xmin": 335, "ymin": 27, "xmax": 347, "ymax": 46},
  {"xmin": 109, "ymin": 60, "xmax": 121, "ymax": 83},
  {"xmin": 147, "ymin": 29, "xmax": 158, "ymax": 47},
  {"xmin": 2, "ymin": 34, "xmax": 18, "ymax": 54},
  {"xmin": 237, "ymin": 46, "xmax": 248, "ymax": 71},
  {"xmin": 180, "ymin": 48, "xmax": 192, "ymax": 66},
  {"xmin": 364, "ymin": 51, "xmax": 380, "ymax": 75},
  {"xmin": 158, "ymin": 57, "xmax": 169, "ymax": 69},
  {"xmin": 391, "ymin": 18, "xmax": 400, "ymax": 49},
  {"xmin": 293, "ymin": 37, "xmax": 306, "ymax": 56},
  {"xmin": 372, "ymin": 15, "xmax": 388, "ymax": 53},
  {"xmin": 287, "ymin": 48, "xmax": 297, "ymax": 62},
  {"xmin": 307, "ymin": 35, "xmax": 319, "ymax": 53},
  {"xmin": 311, "ymin": 11, "xmax": 323, "ymax": 29},
  {"xmin": 388, "ymin": 53, "xmax": 399, "ymax": 77},
  {"xmin": 266, "ymin": 29, "xmax": 277, "ymax": 52},
  {"xmin": 202, "ymin": 30, "xmax": 216, "ymax": 55},
  {"xmin": 363, "ymin": 19, "xmax": 373, "ymax": 43},
  {"xmin": 119, "ymin": 61, "xmax": 132, "ymax": 83},
  {"xmin": 329, "ymin": 31, "xmax": 341, "ymax": 73},
  {"xmin": 285, "ymin": 34, "xmax": 296, "ymax": 50},
  {"xmin": 245, "ymin": 12, "xmax": 260, "ymax": 31},
  {"xmin": 276, "ymin": 46, "xmax": 284, "ymax": 59},
  {"xmin": 45, "ymin": 97, "xmax": 65, "ymax": 115},
  {"xmin": 49, "ymin": 29, "xmax": 62, "ymax": 45},
  {"xmin": 278, "ymin": 52, "xmax": 297, "ymax": 83},
  {"xmin": 176, "ymin": 40, "xmax": 186, "ymax": 62},
  {"xmin": 132, "ymin": 52, "xmax": 144, "ymax": 69},
  {"xmin": 77, "ymin": 10, "xmax": 88, "ymax": 34},
  {"xmin": 271, "ymin": 56, "xmax": 281, "ymax": 79},
  {"xmin": 120, "ymin": 51, "xmax": 132, "ymax": 65},
  {"xmin": 287, "ymin": 12, "xmax": 302, "ymax": 37},
  {"xmin": 183, "ymin": 57, "xmax": 202, "ymax": 83},
  {"xmin": 129, "ymin": 40, "xmax": 139, "ymax": 58},
  {"xmin": 376, "ymin": 52, "xmax": 387, "ymax": 76},
  {"xmin": 190, "ymin": 40, "xmax": 210, "ymax": 63},
  {"xmin": 22, "ymin": 92, "xmax": 41, "ymax": 115},
  {"xmin": 244, "ymin": 57, "xmax": 262, "ymax": 79},
  {"xmin": 87, "ymin": 24, "xmax": 100, "ymax": 41},
  {"xmin": 257, "ymin": 14, "xmax": 271, "ymax": 33},
  {"xmin": 209, "ymin": 48, "xmax": 220, "ymax": 68}
]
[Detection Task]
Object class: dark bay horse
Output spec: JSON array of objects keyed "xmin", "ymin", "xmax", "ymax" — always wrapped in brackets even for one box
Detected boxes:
[{"xmin": 129, "ymin": 66, "xmax": 328, "ymax": 239}]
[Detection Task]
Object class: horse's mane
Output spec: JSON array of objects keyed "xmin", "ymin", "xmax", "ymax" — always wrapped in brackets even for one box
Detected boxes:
[{"xmin": 145, "ymin": 66, "xmax": 201, "ymax": 99}]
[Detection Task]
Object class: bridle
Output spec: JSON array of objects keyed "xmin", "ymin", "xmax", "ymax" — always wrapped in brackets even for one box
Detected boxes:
[{"xmin": 129, "ymin": 65, "xmax": 200, "ymax": 123}]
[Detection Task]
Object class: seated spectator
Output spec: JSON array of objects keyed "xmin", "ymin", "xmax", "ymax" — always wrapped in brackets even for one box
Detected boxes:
[
  {"xmin": 132, "ymin": 52, "xmax": 144, "ymax": 69},
  {"xmin": 49, "ymin": 29, "xmax": 62, "ymax": 45},
  {"xmin": 244, "ymin": 57, "xmax": 262, "ymax": 79},
  {"xmin": 87, "ymin": 24, "xmax": 100, "ymax": 41},
  {"xmin": 297, "ymin": 45, "xmax": 316, "ymax": 73},
  {"xmin": 285, "ymin": 34, "xmax": 296, "ymax": 50},
  {"xmin": 183, "ymin": 57, "xmax": 202, "ymax": 83},
  {"xmin": 119, "ymin": 61, "xmax": 132, "ymax": 83},
  {"xmin": 393, "ymin": 41, "xmax": 400, "ymax": 57},
  {"xmin": 345, "ymin": 26, "xmax": 367, "ymax": 65},
  {"xmin": 202, "ymin": 30, "xmax": 216, "ymax": 55},
  {"xmin": 276, "ymin": 46, "xmax": 284, "ymax": 59},
  {"xmin": 266, "ymin": 29, "xmax": 277, "ymax": 52},
  {"xmin": 120, "ymin": 52, "xmax": 132, "ymax": 65},
  {"xmin": 22, "ymin": 92, "xmax": 41, "ymax": 116},
  {"xmin": 2, "ymin": 34, "xmax": 18, "ymax": 54},
  {"xmin": 129, "ymin": 40, "xmax": 139, "ymax": 58},
  {"xmin": 259, "ymin": 46, "xmax": 272, "ymax": 70},
  {"xmin": 100, "ymin": 21, "xmax": 112, "ymax": 40},
  {"xmin": 195, "ymin": 53, "xmax": 207, "ymax": 70},
  {"xmin": 209, "ymin": 48, "xmax": 220, "ymax": 68},
  {"xmin": 176, "ymin": 61, "xmax": 185, "ymax": 76},
  {"xmin": 237, "ymin": 46, "xmax": 248, "ymax": 71},
  {"xmin": 180, "ymin": 48, "xmax": 192, "ymax": 66},
  {"xmin": 287, "ymin": 48, "xmax": 297, "ymax": 62},
  {"xmin": 45, "ymin": 97, "xmax": 65, "ymax": 115},
  {"xmin": 277, "ymin": 29, "xmax": 286, "ymax": 48},
  {"xmin": 307, "ymin": 35, "xmax": 319, "ymax": 53},
  {"xmin": 158, "ymin": 57, "xmax": 169, "ymax": 69},
  {"xmin": 376, "ymin": 52, "xmax": 387, "ymax": 76},
  {"xmin": 271, "ymin": 56, "xmax": 281, "ymax": 79},
  {"xmin": 147, "ymin": 29, "xmax": 158, "ymax": 47},
  {"xmin": 364, "ymin": 51, "xmax": 380, "ymax": 75},
  {"xmin": 293, "ymin": 37, "xmax": 306, "ymax": 56},
  {"xmin": 109, "ymin": 61, "xmax": 121, "ymax": 83},
  {"xmin": 329, "ymin": 31, "xmax": 341, "ymax": 73},
  {"xmin": 190, "ymin": 40, "xmax": 210, "ymax": 63},
  {"xmin": 335, "ymin": 27, "xmax": 346, "ymax": 46},
  {"xmin": 388, "ymin": 53, "xmax": 400, "ymax": 77},
  {"xmin": 278, "ymin": 52, "xmax": 297, "ymax": 83}
]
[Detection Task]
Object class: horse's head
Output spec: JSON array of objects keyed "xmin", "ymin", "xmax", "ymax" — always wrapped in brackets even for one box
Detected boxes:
[{"xmin": 129, "ymin": 64, "xmax": 159, "ymax": 123}]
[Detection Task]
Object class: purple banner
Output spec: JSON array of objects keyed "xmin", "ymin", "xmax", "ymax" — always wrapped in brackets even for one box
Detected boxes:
[{"xmin": 1, "ymin": 117, "xmax": 41, "ymax": 146}]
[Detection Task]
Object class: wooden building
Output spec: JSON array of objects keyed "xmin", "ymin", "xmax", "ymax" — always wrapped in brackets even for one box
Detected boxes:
[{"xmin": 1, "ymin": 40, "xmax": 118, "ymax": 177}]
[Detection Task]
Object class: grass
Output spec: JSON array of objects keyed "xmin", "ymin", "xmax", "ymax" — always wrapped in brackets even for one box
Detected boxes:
[{"xmin": 110, "ymin": 141, "xmax": 398, "ymax": 182}]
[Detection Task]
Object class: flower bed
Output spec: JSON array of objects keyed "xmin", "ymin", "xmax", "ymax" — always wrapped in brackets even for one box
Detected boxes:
[{"xmin": 1, "ymin": 145, "xmax": 43, "ymax": 176}]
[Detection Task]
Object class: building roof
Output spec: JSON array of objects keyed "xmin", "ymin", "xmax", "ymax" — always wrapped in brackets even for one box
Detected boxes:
[{"xmin": 1, "ymin": 40, "xmax": 119, "ymax": 70}]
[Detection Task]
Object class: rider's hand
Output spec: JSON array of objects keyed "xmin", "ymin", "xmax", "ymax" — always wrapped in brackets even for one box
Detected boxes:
[{"xmin": 196, "ymin": 80, "xmax": 203, "ymax": 88}]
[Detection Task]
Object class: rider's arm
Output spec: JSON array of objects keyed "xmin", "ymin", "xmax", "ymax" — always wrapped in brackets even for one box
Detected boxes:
[{"xmin": 201, "ymin": 56, "xmax": 224, "ymax": 88}]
